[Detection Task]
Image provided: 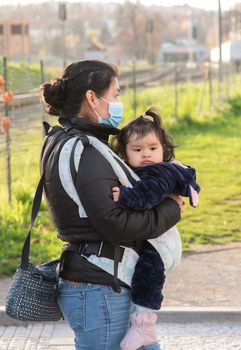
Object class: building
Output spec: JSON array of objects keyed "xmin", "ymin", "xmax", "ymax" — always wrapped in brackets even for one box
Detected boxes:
[
  {"xmin": 84, "ymin": 40, "xmax": 106, "ymax": 60},
  {"xmin": 210, "ymin": 40, "xmax": 241, "ymax": 63},
  {"xmin": 0, "ymin": 19, "xmax": 30, "ymax": 60},
  {"xmin": 158, "ymin": 42, "xmax": 209, "ymax": 63}
]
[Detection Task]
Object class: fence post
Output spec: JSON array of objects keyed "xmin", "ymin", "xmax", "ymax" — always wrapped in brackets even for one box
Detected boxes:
[
  {"xmin": 225, "ymin": 63, "xmax": 229, "ymax": 101},
  {"xmin": 208, "ymin": 61, "xmax": 213, "ymax": 111},
  {"xmin": 196, "ymin": 71, "xmax": 206, "ymax": 116},
  {"xmin": 40, "ymin": 59, "xmax": 46, "ymax": 137},
  {"xmin": 40, "ymin": 59, "xmax": 45, "ymax": 83},
  {"xmin": 132, "ymin": 60, "xmax": 137, "ymax": 118},
  {"xmin": 3, "ymin": 57, "xmax": 12, "ymax": 203},
  {"xmin": 174, "ymin": 59, "xmax": 178, "ymax": 119}
]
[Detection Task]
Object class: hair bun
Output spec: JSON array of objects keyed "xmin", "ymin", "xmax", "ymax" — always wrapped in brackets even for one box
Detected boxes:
[{"xmin": 40, "ymin": 78, "xmax": 66, "ymax": 116}]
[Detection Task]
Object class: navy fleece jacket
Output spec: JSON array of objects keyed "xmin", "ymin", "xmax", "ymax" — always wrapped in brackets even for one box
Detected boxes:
[{"xmin": 118, "ymin": 161, "xmax": 200, "ymax": 210}]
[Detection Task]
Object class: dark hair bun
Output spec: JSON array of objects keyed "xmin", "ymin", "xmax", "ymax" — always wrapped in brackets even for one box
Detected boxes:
[{"xmin": 40, "ymin": 78, "xmax": 66, "ymax": 116}]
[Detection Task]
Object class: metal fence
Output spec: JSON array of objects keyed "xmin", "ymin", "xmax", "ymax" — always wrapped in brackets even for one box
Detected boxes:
[{"xmin": 0, "ymin": 57, "xmax": 241, "ymax": 204}]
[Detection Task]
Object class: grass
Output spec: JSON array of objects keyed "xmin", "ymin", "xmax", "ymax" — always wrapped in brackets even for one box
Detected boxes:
[
  {"xmin": 0, "ymin": 128, "xmax": 62, "ymax": 275},
  {"xmin": 170, "ymin": 115, "xmax": 241, "ymax": 250},
  {"xmin": 1, "ymin": 74, "xmax": 241, "ymax": 275}
]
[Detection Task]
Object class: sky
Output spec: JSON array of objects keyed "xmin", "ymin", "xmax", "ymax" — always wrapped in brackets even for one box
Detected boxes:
[{"xmin": 0, "ymin": 0, "xmax": 238, "ymax": 11}]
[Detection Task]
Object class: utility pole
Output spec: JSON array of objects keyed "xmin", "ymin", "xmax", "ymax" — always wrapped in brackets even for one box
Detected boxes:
[
  {"xmin": 59, "ymin": 2, "xmax": 67, "ymax": 68},
  {"xmin": 174, "ymin": 55, "xmax": 178, "ymax": 120},
  {"xmin": 218, "ymin": 0, "xmax": 222, "ymax": 105},
  {"xmin": 132, "ymin": 60, "xmax": 137, "ymax": 118},
  {"xmin": 146, "ymin": 19, "xmax": 154, "ymax": 64},
  {"xmin": 3, "ymin": 57, "xmax": 12, "ymax": 203}
]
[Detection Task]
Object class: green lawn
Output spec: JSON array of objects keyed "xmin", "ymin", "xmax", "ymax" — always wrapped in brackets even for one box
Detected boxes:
[
  {"xmin": 171, "ymin": 115, "xmax": 241, "ymax": 250},
  {"xmin": 1, "ymin": 79, "xmax": 241, "ymax": 275}
]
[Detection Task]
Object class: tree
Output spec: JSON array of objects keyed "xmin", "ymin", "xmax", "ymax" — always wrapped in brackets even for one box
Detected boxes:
[{"xmin": 114, "ymin": 2, "xmax": 165, "ymax": 62}]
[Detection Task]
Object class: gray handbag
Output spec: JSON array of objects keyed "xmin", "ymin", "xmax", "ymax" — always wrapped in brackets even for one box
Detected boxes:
[{"xmin": 5, "ymin": 167, "xmax": 63, "ymax": 322}]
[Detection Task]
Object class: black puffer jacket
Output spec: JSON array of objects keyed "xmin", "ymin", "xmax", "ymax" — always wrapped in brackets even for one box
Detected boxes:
[{"xmin": 40, "ymin": 117, "xmax": 181, "ymax": 286}]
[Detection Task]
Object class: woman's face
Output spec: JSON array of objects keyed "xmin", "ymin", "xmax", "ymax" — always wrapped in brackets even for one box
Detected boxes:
[
  {"xmin": 94, "ymin": 77, "xmax": 120, "ymax": 119},
  {"xmin": 80, "ymin": 76, "xmax": 120, "ymax": 123}
]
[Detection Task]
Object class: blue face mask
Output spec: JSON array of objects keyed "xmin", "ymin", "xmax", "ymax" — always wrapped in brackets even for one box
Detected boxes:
[{"xmin": 95, "ymin": 96, "xmax": 124, "ymax": 128}]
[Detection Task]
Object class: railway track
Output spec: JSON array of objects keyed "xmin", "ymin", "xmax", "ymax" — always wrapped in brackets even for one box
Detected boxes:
[
  {"xmin": 0, "ymin": 62, "xmax": 205, "ymax": 110},
  {"xmin": 0, "ymin": 62, "xmax": 209, "ymax": 152}
]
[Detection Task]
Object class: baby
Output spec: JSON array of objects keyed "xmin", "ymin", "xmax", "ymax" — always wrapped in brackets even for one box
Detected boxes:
[{"xmin": 112, "ymin": 108, "xmax": 200, "ymax": 350}]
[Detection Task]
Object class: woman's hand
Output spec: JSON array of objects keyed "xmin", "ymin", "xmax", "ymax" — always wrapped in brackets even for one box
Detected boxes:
[
  {"xmin": 112, "ymin": 187, "xmax": 120, "ymax": 202},
  {"xmin": 168, "ymin": 194, "xmax": 186, "ymax": 215}
]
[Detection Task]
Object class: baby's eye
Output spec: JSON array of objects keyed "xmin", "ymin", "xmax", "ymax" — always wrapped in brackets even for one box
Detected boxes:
[
  {"xmin": 151, "ymin": 147, "xmax": 157, "ymax": 150},
  {"xmin": 134, "ymin": 149, "xmax": 141, "ymax": 152}
]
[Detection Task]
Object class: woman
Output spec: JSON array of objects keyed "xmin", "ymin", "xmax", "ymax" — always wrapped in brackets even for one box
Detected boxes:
[{"xmin": 40, "ymin": 60, "xmax": 183, "ymax": 350}]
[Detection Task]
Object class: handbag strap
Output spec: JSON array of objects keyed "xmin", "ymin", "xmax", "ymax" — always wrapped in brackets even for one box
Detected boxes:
[
  {"xmin": 20, "ymin": 173, "xmax": 45, "ymax": 269},
  {"xmin": 20, "ymin": 124, "xmax": 73, "ymax": 269}
]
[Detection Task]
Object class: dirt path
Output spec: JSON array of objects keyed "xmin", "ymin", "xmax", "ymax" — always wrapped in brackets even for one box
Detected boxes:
[
  {"xmin": 1, "ymin": 242, "xmax": 241, "ymax": 307},
  {"xmin": 163, "ymin": 242, "xmax": 241, "ymax": 307}
]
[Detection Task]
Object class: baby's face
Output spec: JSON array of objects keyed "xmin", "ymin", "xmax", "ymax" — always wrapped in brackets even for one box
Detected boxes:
[{"xmin": 125, "ymin": 132, "xmax": 164, "ymax": 168}]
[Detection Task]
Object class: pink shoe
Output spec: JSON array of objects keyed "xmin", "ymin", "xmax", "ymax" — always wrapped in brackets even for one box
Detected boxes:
[{"xmin": 120, "ymin": 311, "xmax": 158, "ymax": 350}]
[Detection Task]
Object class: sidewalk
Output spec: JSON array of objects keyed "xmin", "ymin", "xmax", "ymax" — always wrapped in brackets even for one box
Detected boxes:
[
  {"xmin": 1, "ymin": 242, "xmax": 241, "ymax": 349},
  {"xmin": 1, "ymin": 316, "xmax": 241, "ymax": 350}
]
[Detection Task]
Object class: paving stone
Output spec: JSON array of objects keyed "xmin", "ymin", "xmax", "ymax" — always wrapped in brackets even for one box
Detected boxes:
[{"xmin": 0, "ymin": 321, "xmax": 241, "ymax": 349}]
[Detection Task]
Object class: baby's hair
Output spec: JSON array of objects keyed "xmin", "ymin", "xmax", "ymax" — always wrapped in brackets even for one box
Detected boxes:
[{"xmin": 112, "ymin": 107, "xmax": 175, "ymax": 162}]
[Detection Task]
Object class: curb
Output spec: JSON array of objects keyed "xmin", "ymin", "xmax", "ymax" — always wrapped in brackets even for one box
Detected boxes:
[
  {"xmin": 0, "ymin": 306, "xmax": 65, "ymax": 327},
  {"xmin": 1, "ymin": 306, "xmax": 241, "ymax": 326},
  {"xmin": 156, "ymin": 307, "xmax": 241, "ymax": 323}
]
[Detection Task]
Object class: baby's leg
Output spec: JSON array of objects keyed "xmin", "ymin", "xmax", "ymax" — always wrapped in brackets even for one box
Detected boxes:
[
  {"xmin": 131, "ymin": 242, "xmax": 165, "ymax": 309},
  {"xmin": 120, "ymin": 243, "xmax": 165, "ymax": 350}
]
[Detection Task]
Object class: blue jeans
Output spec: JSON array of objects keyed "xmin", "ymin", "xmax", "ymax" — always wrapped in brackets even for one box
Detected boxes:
[{"xmin": 58, "ymin": 278, "xmax": 160, "ymax": 350}]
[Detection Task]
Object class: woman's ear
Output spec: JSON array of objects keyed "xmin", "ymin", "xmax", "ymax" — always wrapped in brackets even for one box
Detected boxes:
[{"xmin": 85, "ymin": 90, "xmax": 97, "ymax": 110}]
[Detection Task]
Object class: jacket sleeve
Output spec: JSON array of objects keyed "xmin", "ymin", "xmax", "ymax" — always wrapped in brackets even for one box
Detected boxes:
[
  {"xmin": 76, "ymin": 147, "xmax": 181, "ymax": 245},
  {"xmin": 118, "ymin": 165, "xmax": 176, "ymax": 210},
  {"xmin": 117, "ymin": 162, "xmax": 200, "ymax": 210}
]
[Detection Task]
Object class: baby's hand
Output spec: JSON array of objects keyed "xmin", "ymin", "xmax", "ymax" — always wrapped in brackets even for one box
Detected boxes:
[{"xmin": 112, "ymin": 187, "xmax": 120, "ymax": 202}]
